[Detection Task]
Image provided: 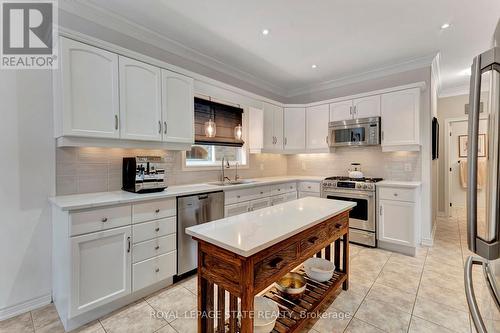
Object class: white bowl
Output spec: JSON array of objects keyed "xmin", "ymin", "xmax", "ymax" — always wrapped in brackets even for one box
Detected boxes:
[
  {"xmin": 304, "ymin": 258, "xmax": 335, "ymax": 282},
  {"xmin": 254, "ymin": 296, "xmax": 279, "ymax": 333}
]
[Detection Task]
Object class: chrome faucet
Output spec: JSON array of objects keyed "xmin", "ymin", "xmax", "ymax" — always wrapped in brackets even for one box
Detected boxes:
[{"xmin": 221, "ymin": 157, "xmax": 231, "ymax": 182}]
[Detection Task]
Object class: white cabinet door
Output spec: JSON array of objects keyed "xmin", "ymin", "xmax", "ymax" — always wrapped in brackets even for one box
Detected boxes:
[
  {"xmin": 225, "ymin": 202, "xmax": 250, "ymax": 217},
  {"xmin": 249, "ymin": 197, "xmax": 271, "ymax": 211},
  {"xmin": 378, "ymin": 199, "xmax": 415, "ymax": 246},
  {"xmin": 60, "ymin": 37, "xmax": 119, "ymax": 138},
  {"xmin": 162, "ymin": 70, "xmax": 194, "ymax": 144},
  {"xmin": 329, "ymin": 100, "xmax": 353, "ymax": 122},
  {"xmin": 353, "ymin": 95, "xmax": 380, "ymax": 119},
  {"xmin": 119, "ymin": 56, "xmax": 162, "ymax": 141},
  {"xmin": 262, "ymin": 102, "xmax": 276, "ymax": 150},
  {"xmin": 249, "ymin": 107, "xmax": 264, "ymax": 153},
  {"xmin": 306, "ymin": 104, "xmax": 330, "ymax": 150},
  {"xmin": 285, "ymin": 192, "xmax": 298, "ymax": 202},
  {"xmin": 273, "ymin": 105, "xmax": 284, "ymax": 150},
  {"xmin": 70, "ymin": 226, "xmax": 131, "ymax": 317},
  {"xmin": 381, "ymin": 88, "xmax": 420, "ymax": 149},
  {"xmin": 284, "ymin": 107, "xmax": 305, "ymax": 151}
]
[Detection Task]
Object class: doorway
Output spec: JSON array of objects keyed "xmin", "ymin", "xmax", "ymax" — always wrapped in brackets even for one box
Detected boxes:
[{"xmin": 446, "ymin": 117, "xmax": 488, "ymax": 217}]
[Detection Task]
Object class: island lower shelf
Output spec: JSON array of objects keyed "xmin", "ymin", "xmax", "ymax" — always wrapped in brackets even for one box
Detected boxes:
[{"xmin": 194, "ymin": 210, "xmax": 351, "ymax": 333}]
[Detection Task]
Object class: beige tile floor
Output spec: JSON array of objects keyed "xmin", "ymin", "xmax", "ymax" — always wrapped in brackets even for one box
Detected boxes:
[{"xmin": 1, "ymin": 213, "xmax": 498, "ymax": 333}]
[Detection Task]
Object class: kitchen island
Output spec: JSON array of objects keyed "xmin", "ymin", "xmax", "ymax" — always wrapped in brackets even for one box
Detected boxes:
[{"xmin": 186, "ymin": 197, "xmax": 356, "ymax": 333}]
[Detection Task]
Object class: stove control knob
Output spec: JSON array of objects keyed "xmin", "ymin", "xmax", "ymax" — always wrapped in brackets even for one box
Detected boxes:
[{"xmin": 363, "ymin": 184, "xmax": 368, "ymax": 189}]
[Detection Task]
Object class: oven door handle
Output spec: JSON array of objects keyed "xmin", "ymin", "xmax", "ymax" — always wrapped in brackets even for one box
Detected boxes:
[{"xmin": 322, "ymin": 189, "xmax": 374, "ymax": 199}]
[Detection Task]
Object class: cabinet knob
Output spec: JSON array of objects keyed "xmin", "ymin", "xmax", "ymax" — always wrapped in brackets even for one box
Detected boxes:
[
  {"xmin": 237, "ymin": 195, "xmax": 240, "ymax": 198},
  {"xmin": 155, "ymin": 268, "xmax": 160, "ymax": 273},
  {"xmin": 155, "ymin": 245, "xmax": 160, "ymax": 250},
  {"xmin": 260, "ymin": 191, "xmax": 264, "ymax": 194},
  {"xmin": 101, "ymin": 217, "xmax": 108, "ymax": 223},
  {"xmin": 393, "ymin": 193, "xmax": 398, "ymax": 197},
  {"xmin": 155, "ymin": 227, "xmax": 160, "ymax": 232},
  {"xmin": 277, "ymin": 188, "xmax": 281, "ymax": 192},
  {"xmin": 155, "ymin": 209, "xmax": 160, "ymax": 213}
]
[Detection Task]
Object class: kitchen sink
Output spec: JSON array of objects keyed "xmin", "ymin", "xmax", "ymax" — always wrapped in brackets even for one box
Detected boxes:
[{"xmin": 207, "ymin": 179, "xmax": 256, "ymax": 186}]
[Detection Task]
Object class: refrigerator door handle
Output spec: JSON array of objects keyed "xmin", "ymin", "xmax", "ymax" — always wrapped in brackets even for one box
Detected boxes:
[
  {"xmin": 467, "ymin": 56, "xmax": 482, "ymax": 252},
  {"xmin": 465, "ymin": 256, "xmax": 500, "ymax": 333}
]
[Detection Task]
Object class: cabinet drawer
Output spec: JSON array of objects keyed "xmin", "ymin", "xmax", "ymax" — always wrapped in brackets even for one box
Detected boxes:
[
  {"xmin": 299, "ymin": 191, "xmax": 320, "ymax": 198},
  {"xmin": 378, "ymin": 187, "xmax": 416, "ymax": 202},
  {"xmin": 133, "ymin": 217, "xmax": 176, "ymax": 243},
  {"xmin": 132, "ymin": 234, "xmax": 176, "ymax": 263},
  {"xmin": 271, "ymin": 182, "xmax": 296, "ymax": 196},
  {"xmin": 132, "ymin": 251, "xmax": 176, "ymax": 291},
  {"xmin": 254, "ymin": 243, "xmax": 298, "ymax": 286},
  {"xmin": 132, "ymin": 199, "xmax": 176, "ymax": 223},
  {"xmin": 70, "ymin": 205, "xmax": 131, "ymax": 236},
  {"xmin": 225, "ymin": 186, "xmax": 271, "ymax": 204},
  {"xmin": 299, "ymin": 182, "xmax": 320, "ymax": 193},
  {"xmin": 300, "ymin": 223, "xmax": 330, "ymax": 255}
]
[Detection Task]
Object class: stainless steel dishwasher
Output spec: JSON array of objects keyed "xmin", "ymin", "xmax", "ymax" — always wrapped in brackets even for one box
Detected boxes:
[{"xmin": 177, "ymin": 191, "xmax": 224, "ymax": 276}]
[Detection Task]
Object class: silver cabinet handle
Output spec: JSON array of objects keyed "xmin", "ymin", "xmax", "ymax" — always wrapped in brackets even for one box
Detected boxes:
[
  {"xmin": 393, "ymin": 193, "xmax": 398, "ymax": 197},
  {"xmin": 101, "ymin": 217, "xmax": 108, "ymax": 223},
  {"xmin": 284, "ymin": 137, "xmax": 287, "ymax": 145},
  {"xmin": 127, "ymin": 237, "xmax": 131, "ymax": 253},
  {"xmin": 155, "ymin": 209, "xmax": 160, "ymax": 213},
  {"xmin": 155, "ymin": 245, "xmax": 160, "ymax": 250},
  {"xmin": 158, "ymin": 120, "xmax": 162, "ymax": 134},
  {"xmin": 465, "ymin": 256, "xmax": 500, "ymax": 333},
  {"xmin": 467, "ymin": 56, "xmax": 481, "ymax": 253},
  {"xmin": 380, "ymin": 206, "xmax": 383, "ymax": 215},
  {"xmin": 114, "ymin": 115, "xmax": 119, "ymax": 130},
  {"xmin": 155, "ymin": 268, "xmax": 160, "ymax": 273},
  {"xmin": 164, "ymin": 121, "xmax": 167, "ymax": 134},
  {"xmin": 155, "ymin": 227, "xmax": 160, "ymax": 232},
  {"xmin": 353, "ymin": 105, "xmax": 357, "ymax": 117},
  {"xmin": 349, "ymin": 106, "xmax": 353, "ymax": 116}
]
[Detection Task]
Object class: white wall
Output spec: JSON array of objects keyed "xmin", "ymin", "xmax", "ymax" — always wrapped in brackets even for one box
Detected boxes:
[{"xmin": 0, "ymin": 71, "xmax": 55, "ymax": 319}]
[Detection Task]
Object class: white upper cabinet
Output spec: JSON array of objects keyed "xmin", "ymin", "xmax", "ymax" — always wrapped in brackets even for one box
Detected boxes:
[
  {"xmin": 59, "ymin": 37, "xmax": 119, "ymax": 138},
  {"xmin": 329, "ymin": 100, "xmax": 353, "ymax": 122},
  {"xmin": 284, "ymin": 107, "xmax": 306, "ymax": 151},
  {"xmin": 353, "ymin": 95, "xmax": 380, "ymax": 119},
  {"xmin": 161, "ymin": 70, "xmax": 194, "ymax": 144},
  {"xmin": 248, "ymin": 107, "xmax": 264, "ymax": 153},
  {"xmin": 381, "ymin": 88, "xmax": 420, "ymax": 151},
  {"xmin": 262, "ymin": 102, "xmax": 284, "ymax": 151},
  {"xmin": 119, "ymin": 56, "xmax": 162, "ymax": 141},
  {"xmin": 306, "ymin": 104, "xmax": 330, "ymax": 150}
]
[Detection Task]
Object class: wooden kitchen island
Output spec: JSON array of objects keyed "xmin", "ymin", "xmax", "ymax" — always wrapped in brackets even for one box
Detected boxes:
[{"xmin": 186, "ymin": 197, "xmax": 355, "ymax": 333}]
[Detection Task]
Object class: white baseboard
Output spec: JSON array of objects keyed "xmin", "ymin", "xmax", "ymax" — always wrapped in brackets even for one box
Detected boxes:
[
  {"xmin": 0, "ymin": 294, "xmax": 52, "ymax": 321},
  {"xmin": 421, "ymin": 222, "xmax": 437, "ymax": 246}
]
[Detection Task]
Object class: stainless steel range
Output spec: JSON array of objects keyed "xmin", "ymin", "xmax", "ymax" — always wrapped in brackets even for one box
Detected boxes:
[{"xmin": 321, "ymin": 177, "xmax": 383, "ymax": 247}]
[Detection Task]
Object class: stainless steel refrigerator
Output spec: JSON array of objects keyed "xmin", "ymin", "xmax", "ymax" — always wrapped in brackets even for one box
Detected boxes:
[{"xmin": 466, "ymin": 46, "xmax": 500, "ymax": 333}]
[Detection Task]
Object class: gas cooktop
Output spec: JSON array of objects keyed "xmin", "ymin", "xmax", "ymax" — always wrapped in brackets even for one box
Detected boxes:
[
  {"xmin": 323, "ymin": 176, "xmax": 383, "ymax": 183},
  {"xmin": 322, "ymin": 176, "xmax": 383, "ymax": 191}
]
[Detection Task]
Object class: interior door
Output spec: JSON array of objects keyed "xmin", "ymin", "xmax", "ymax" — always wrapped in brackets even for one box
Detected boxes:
[
  {"xmin": 119, "ymin": 56, "xmax": 162, "ymax": 141},
  {"xmin": 353, "ymin": 95, "xmax": 380, "ymax": 119},
  {"xmin": 162, "ymin": 70, "xmax": 194, "ymax": 143},
  {"xmin": 329, "ymin": 100, "xmax": 353, "ymax": 122},
  {"xmin": 60, "ymin": 37, "xmax": 119, "ymax": 138},
  {"xmin": 306, "ymin": 104, "xmax": 330, "ymax": 149},
  {"xmin": 284, "ymin": 107, "xmax": 305, "ymax": 150},
  {"xmin": 70, "ymin": 226, "xmax": 131, "ymax": 317}
]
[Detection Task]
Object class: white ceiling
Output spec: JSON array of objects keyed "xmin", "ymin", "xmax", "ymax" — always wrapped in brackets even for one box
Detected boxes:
[{"xmin": 75, "ymin": 0, "xmax": 499, "ymax": 98}]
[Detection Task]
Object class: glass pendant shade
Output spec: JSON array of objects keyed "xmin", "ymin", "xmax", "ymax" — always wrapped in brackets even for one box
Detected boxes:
[
  {"xmin": 234, "ymin": 124, "xmax": 243, "ymax": 140},
  {"xmin": 204, "ymin": 118, "xmax": 216, "ymax": 138}
]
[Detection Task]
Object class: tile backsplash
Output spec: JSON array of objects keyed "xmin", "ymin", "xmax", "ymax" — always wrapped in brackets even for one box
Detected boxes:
[
  {"xmin": 55, "ymin": 147, "xmax": 287, "ymax": 195},
  {"xmin": 56, "ymin": 146, "xmax": 420, "ymax": 195}
]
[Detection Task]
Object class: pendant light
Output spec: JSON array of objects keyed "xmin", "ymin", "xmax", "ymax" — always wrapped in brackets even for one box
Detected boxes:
[
  {"xmin": 234, "ymin": 124, "xmax": 242, "ymax": 140},
  {"xmin": 204, "ymin": 98, "xmax": 216, "ymax": 138}
]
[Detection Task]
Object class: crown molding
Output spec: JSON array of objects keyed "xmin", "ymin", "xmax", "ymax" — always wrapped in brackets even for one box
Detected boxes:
[
  {"xmin": 438, "ymin": 84, "xmax": 470, "ymax": 98},
  {"xmin": 285, "ymin": 53, "xmax": 437, "ymax": 98},
  {"xmin": 59, "ymin": 0, "xmax": 288, "ymax": 98}
]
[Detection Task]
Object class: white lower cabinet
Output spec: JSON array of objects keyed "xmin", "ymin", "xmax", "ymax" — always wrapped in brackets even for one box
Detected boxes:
[
  {"xmin": 377, "ymin": 184, "xmax": 420, "ymax": 255},
  {"xmin": 249, "ymin": 197, "xmax": 271, "ymax": 211},
  {"xmin": 298, "ymin": 191, "xmax": 320, "ymax": 198},
  {"xmin": 70, "ymin": 226, "xmax": 132, "ymax": 317},
  {"xmin": 133, "ymin": 251, "xmax": 176, "ymax": 291},
  {"xmin": 225, "ymin": 201, "xmax": 251, "ymax": 217}
]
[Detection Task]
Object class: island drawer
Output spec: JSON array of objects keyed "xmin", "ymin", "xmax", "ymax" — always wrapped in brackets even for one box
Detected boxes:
[
  {"xmin": 378, "ymin": 187, "xmax": 416, "ymax": 202},
  {"xmin": 300, "ymin": 224, "xmax": 330, "ymax": 255},
  {"xmin": 132, "ymin": 198, "xmax": 176, "ymax": 223},
  {"xmin": 132, "ymin": 251, "xmax": 176, "ymax": 291},
  {"xmin": 254, "ymin": 242, "xmax": 298, "ymax": 286},
  {"xmin": 132, "ymin": 217, "xmax": 176, "ymax": 243},
  {"xmin": 132, "ymin": 234, "xmax": 176, "ymax": 263},
  {"xmin": 299, "ymin": 181, "xmax": 320, "ymax": 193},
  {"xmin": 70, "ymin": 205, "xmax": 131, "ymax": 236}
]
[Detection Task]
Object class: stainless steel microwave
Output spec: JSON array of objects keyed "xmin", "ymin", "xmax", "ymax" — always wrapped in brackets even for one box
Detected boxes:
[{"xmin": 328, "ymin": 117, "xmax": 381, "ymax": 147}]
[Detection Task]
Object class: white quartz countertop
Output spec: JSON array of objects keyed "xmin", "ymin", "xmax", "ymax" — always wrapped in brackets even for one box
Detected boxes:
[
  {"xmin": 50, "ymin": 176, "xmax": 325, "ymax": 211},
  {"xmin": 377, "ymin": 180, "xmax": 422, "ymax": 188},
  {"xmin": 185, "ymin": 197, "xmax": 356, "ymax": 257}
]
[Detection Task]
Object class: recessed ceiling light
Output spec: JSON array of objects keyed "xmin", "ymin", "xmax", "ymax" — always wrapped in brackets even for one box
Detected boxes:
[
  {"xmin": 440, "ymin": 23, "xmax": 451, "ymax": 30},
  {"xmin": 261, "ymin": 29, "xmax": 269, "ymax": 36},
  {"xmin": 311, "ymin": 64, "xmax": 318, "ymax": 69}
]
